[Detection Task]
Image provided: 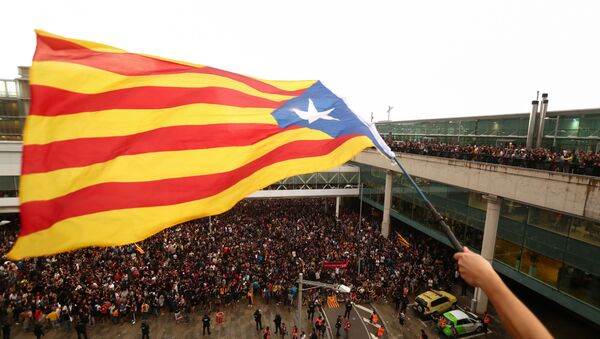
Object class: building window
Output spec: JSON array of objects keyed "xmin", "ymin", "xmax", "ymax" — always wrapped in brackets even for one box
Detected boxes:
[
  {"xmin": 0, "ymin": 80, "xmax": 17, "ymax": 98},
  {"xmin": 558, "ymin": 264, "xmax": 600, "ymax": 309},
  {"xmin": 495, "ymin": 238, "xmax": 522, "ymax": 270},
  {"xmin": 0, "ymin": 176, "xmax": 18, "ymax": 197},
  {"xmin": 519, "ymin": 248, "xmax": 561, "ymax": 288},
  {"xmin": 0, "ymin": 101, "xmax": 21, "ymax": 117},
  {"xmin": 501, "ymin": 199, "xmax": 529, "ymax": 223},
  {"xmin": 569, "ymin": 218, "xmax": 600, "ymax": 247},
  {"xmin": 0, "ymin": 117, "xmax": 25, "ymax": 140},
  {"xmin": 468, "ymin": 192, "xmax": 487, "ymax": 211},
  {"xmin": 527, "ymin": 207, "xmax": 571, "ymax": 235}
]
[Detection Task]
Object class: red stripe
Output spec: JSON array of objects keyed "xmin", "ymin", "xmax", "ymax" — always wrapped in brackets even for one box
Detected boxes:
[
  {"xmin": 195, "ymin": 66, "xmax": 307, "ymax": 96},
  {"xmin": 20, "ymin": 135, "xmax": 360, "ymax": 236},
  {"xmin": 29, "ymin": 85, "xmax": 284, "ymax": 116},
  {"xmin": 22, "ymin": 124, "xmax": 298, "ymax": 174},
  {"xmin": 34, "ymin": 34, "xmax": 307, "ymax": 96}
]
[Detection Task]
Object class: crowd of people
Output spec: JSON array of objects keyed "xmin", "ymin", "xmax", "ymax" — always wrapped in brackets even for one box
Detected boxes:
[
  {"xmin": 388, "ymin": 140, "xmax": 600, "ymax": 176},
  {"xmin": 0, "ymin": 198, "xmax": 458, "ymax": 337}
]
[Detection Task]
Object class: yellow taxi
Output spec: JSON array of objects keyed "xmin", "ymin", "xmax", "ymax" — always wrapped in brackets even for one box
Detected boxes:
[{"xmin": 412, "ymin": 290, "xmax": 457, "ymax": 317}]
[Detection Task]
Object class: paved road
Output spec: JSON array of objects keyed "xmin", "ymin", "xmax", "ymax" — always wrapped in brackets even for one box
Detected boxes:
[
  {"xmin": 0, "ymin": 285, "xmax": 513, "ymax": 339},
  {"xmin": 321, "ymin": 299, "xmax": 388, "ymax": 339}
]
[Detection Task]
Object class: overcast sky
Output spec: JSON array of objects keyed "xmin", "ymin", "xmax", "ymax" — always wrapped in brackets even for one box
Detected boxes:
[{"xmin": 1, "ymin": 0, "xmax": 599, "ymax": 121}]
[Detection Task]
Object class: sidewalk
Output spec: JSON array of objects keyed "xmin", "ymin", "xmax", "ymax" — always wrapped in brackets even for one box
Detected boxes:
[{"xmin": 6, "ymin": 300, "xmax": 303, "ymax": 339}]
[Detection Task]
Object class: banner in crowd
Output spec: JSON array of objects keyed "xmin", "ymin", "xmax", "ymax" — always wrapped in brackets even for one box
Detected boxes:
[
  {"xmin": 7, "ymin": 30, "xmax": 394, "ymax": 259},
  {"xmin": 321, "ymin": 260, "xmax": 350, "ymax": 269}
]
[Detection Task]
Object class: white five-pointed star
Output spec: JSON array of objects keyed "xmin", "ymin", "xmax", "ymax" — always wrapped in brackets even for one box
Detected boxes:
[{"xmin": 291, "ymin": 98, "xmax": 338, "ymax": 124}]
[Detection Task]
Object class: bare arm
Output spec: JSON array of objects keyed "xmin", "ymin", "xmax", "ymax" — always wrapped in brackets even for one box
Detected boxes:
[{"xmin": 454, "ymin": 247, "xmax": 553, "ymax": 339}]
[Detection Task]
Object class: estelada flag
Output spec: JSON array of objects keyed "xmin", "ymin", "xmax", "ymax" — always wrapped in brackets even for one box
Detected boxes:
[
  {"xmin": 396, "ymin": 232, "xmax": 411, "ymax": 249},
  {"xmin": 7, "ymin": 30, "xmax": 393, "ymax": 260}
]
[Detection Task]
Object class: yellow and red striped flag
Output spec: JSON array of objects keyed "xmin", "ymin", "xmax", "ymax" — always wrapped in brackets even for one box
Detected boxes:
[
  {"xmin": 396, "ymin": 232, "xmax": 411, "ymax": 249},
  {"xmin": 7, "ymin": 30, "xmax": 393, "ymax": 259},
  {"xmin": 134, "ymin": 244, "xmax": 145, "ymax": 255}
]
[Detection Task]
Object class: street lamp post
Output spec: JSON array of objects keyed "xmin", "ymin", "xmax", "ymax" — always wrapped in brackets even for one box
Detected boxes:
[
  {"xmin": 297, "ymin": 273, "xmax": 303, "ymax": 331},
  {"xmin": 552, "ymin": 116, "xmax": 560, "ymax": 148},
  {"xmin": 357, "ymin": 182, "xmax": 364, "ymax": 277},
  {"xmin": 358, "ymin": 183, "xmax": 363, "ymax": 230}
]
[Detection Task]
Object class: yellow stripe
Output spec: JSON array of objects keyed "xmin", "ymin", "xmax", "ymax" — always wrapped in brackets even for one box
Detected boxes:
[
  {"xmin": 8, "ymin": 136, "xmax": 373, "ymax": 260},
  {"xmin": 20, "ymin": 128, "xmax": 333, "ymax": 203},
  {"xmin": 31, "ymin": 61, "xmax": 298, "ymax": 102},
  {"xmin": 24, "ymin": 104, "xmax": 277, "ymax": 145},
  {"xmin": 256, "ymin": 77, "xmax": 317, "ymax": 92},
  {"xmin": 36, "ymin": 30, "xmax": 315, "ymax": 92}
]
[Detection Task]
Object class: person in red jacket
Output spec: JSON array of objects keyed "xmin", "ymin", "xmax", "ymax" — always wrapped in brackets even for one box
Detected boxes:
[
  {"xmin": 343, "ymin": 318, "xmax": 351, "ymax": 338},
  {"xmin": 482, "ymin": 311, "xmax": 490, "ymax": 333},
  {"xmin": 262, "ymin": 326, "xmax": 271, "ymax": 339}
]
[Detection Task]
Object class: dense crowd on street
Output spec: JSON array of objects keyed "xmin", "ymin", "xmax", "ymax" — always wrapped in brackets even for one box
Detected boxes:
[
  {"xmin": 388, "ymin": 140, "xmax": 600, "ymax": 176},
  {"xmin": 0, "ymin": 198, "xmax": 457, "ymax": 337}
]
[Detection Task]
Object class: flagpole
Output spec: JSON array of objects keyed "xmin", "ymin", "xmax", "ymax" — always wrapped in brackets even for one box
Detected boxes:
[{"xmin": 391, "ymin": 156, "xmax": 463, "ymax": 252}]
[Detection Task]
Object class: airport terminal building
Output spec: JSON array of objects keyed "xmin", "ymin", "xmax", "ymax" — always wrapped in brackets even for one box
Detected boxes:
[
  {"xmin": 376, "ymin": 104, "xmax": 600, "ymax": 152},
  {"xmin": 1, "ymin": 67, "xmax": 599, "ymax": 326}
]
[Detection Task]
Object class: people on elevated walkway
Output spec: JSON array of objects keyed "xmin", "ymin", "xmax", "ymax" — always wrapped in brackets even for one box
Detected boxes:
[{"xmin": 388, "ymin": 140, "xmax": 600, "ymax": 176}]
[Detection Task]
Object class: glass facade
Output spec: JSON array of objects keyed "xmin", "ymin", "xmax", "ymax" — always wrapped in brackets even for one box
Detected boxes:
[
  {"xmin": 0, "ymin": 80, "xmax": 18, "ymax": 98},
  {"xmin": 0, "ymin": 115, "xmax": 26, "ymax": 140},
  {"xmin": 376, "ymin": 109, "xmax": 600, "ymax": 151},
  {"xmin": 0, "ymin": 72, "xmax": 30, "ymax": 141},
  {"xmin": 542, "ymin": 114, "xmax": 600, "ymax": 150},
  {"xmin": 0, "ymin": 176, "xmax": 19, "ymax": 197},
  {"xmin": 262, "ymin": 170, "xmax": 359, "ymax": 190},
  {"xmin": 356, "ymin": 162, "xmax": 600, "ymax": 313}
]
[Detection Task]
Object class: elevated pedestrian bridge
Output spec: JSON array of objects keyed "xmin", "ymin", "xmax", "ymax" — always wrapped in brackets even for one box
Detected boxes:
[
  {"xmin": 352, "ymin": 149, "xmax": 600, "ymax": 325},
  {"xmin": 354, "ymin": 149, "xmax": 600, "ymax": 221},
  {"xmin": 247, "ymin": 164, "xmax": 360, "ymax": 199}
]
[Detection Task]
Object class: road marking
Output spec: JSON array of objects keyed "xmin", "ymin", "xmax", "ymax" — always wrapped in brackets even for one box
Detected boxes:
[
  {"xmin": 418, "ymin": 318, "xmax": 429, "ymax": 326},
  {"xmin": 362, "ymin": 318, "xmax": 381, "ymax": 329},
  {"xmin": 459, "ymin": 330, "xmax": 493, "ymax": 339},
  {"xmin": 353, "ymin": 303, "xmax": 373, "ymax": 313},
  {"xmin": 355, "ymin": 308, "xmax": 373, "ymax": 339},
  {"xmin": 370, "ymin": 302, "xmax": 391, "ymax": 337},
  {"xmin": 320, "ymin": 306, "xmax": 334, "ymax": 339}
]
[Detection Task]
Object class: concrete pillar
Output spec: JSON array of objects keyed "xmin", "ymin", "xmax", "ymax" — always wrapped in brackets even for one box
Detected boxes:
[
  {"xmin": 381, "ymin": 170, "xmax": 393, "ymax": 238},
  {"xmin": 472, "ymin": 194, "xmax": 502, "ymax": 314},
  {"xmin": 335, "ymin": 196, "xmax": 341, "ymax": 219}
]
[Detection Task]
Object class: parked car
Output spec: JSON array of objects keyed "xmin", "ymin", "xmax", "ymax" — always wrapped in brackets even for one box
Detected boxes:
[
  {"xmin": 412, "ymin": 290, "xmax": 457, "ymax": 317},
  {"xmin": 438, "ymin": 309, "xmax": 483, "ymax": 337}
]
